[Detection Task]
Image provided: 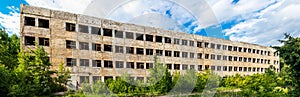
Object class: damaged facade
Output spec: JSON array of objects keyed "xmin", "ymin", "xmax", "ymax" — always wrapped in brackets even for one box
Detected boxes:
[{"xmin": 20, "ymin": 5, "xmax": 280, "ymax": 84}]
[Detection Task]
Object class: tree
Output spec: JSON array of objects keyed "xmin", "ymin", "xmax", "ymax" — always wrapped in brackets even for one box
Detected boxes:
[{"xmin": 0, "ymin": 29, "xmax": 19, "ymax": 69}]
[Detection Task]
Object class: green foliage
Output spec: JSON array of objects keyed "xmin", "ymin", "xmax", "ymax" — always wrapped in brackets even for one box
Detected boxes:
[{"xmin": 0, "ymin": 29, "xmax": 19, "ymax": 69}]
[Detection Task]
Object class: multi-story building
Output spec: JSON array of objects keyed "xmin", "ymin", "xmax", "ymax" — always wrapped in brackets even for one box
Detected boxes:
[{"xmin": 20, "ymin": 5, "xmax": 280, "ymax": 84}]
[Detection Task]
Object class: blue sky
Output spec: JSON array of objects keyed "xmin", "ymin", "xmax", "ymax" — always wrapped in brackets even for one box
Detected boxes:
[{"xmin": 0, "ymin": 0, "xmax": 300, "ymax": 46}]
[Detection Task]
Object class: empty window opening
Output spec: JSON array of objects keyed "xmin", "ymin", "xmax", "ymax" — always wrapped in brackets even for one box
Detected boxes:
[
  {"xmin": 217, "ymin": 55, "xmax": 221, "ymax": 60},
  {"xmin": 239, "ymin": 67, "xmax": 243, "ymax": 71},
  {"xmin": 174, "ymin": 38, "xmax": 180, "ymax": 45},
  {"xmin": 80, "ymin": 59, "xmax": 89, "ymax": 67},
  {"xmin": 182, "ymin": 52, "xmax": 188, "ymax": 58},
  {"xmin": 39, "ymin": 37, "xmax": 49, "ymax": 46},
  {"xmin": 167, "ymin": 64, "xmax": 172, "ymax": 69},
  {"xmin": 66, "ymin": 58, "xmax": 76, "ymax": 66},
  {"xmin": 257, "ymin": 68, "xmax": 260, "ymax": 72},
  {"xmin": 229, "ymin": 66, "xmax": 233, "ymax": 71},
  {"xmin": 211, "ymin": 66, "xmax": 216, "ymax": 71},
  {"xmin": 238, "ymin": 47, "xmax": 243, "ymax": 52},
  {"xmin": 126, "ymin": 47, "xmax": 134, "ymax": 54},
  {"xmin": 223, "ymin": 45, "xmax": 227, "ymax": 50},
  {"xmin": 210, "ymin": 43, "xmax": 216, "ymax": 49},
  {"xmin": 197, "ymin": 53, "xmax": 202, "ymax": 59},
  {"xmin": 253, "ymin": 58, "xmax": 256, "ymax": 63},
  {"xmin": 146, "ymin": 34, "xmax": 153, "ymax": 42},
  {"xmin": 92, "ymin": 60, "xmax": 101, "ymax": 67},
  {"xmin": 234, "ymin": 57, "xmax": 237, "ymax": 61},
  {"xmin": 248, "ymin": 67, "xmax": 251, "ymax": 72},
  {"xmin": 92, "ymin": 43, "xmax": 101, "ymax": 51},
  {"xmin": 146, "ymin": 49, "xmax": 153, "ymax": 55},
  {"xmin": 66, "ymin": 22, "xmax": 75, "ymax": 31},
  {"xmin": 156, "ymin": 50, "xmax": 163, "ymax": 56},
  {"xmin": 205, "ymin": 65, "xmax": 209, "ymax": 70},
  {"xmin": 146, "ymin": 63, "xmax": 153, "ymax": 69},
  {"xmin": 103, "ymin": 28, "xmax": 113, "ymax": 37},
  {"xmin": 253, "ymin": 68, "xmax": 256, "ymax": 72},
  {"xmin": 78, "ymin": 25, "xmax": 89, "ymax": 33},
  {"xmin": 137, "ymin": 62, "xmax": 144, "ymax": 69},
  {"xmin": 174, "ymin": 64, "xmax": 180, "ymax": 70},
  {"xmin": 126, "ymin": 62, "xmax": 134, "ymax": 69},
  {"xmin": 217, "ymin": 66, "xmax": 221, "ymax": 71},
  {"xmin": 223, "ymin": 66, "xmax": 228, "ymax": 71},
  {"xmin": 125, "ymin": 32, "xmax": 134, "ymax": 39},
  {"xmin": 174, "ymin": 51, "xmax": 180, "ymax": 57},
  {"xmin": 211, "ymin": 54, "xmax": 216, "ymax": 60},
  {"xmin": 104, "ymin": 45, "xmax": 112, "ymax": 52},
  {"xmin": 189, "ymin": 40, "xmax": 194, "ymax": 46},
  {"xmin": 190, "ymin": 53, "xmax": 195, "ymax": 58},
  {"xmin": 243, "ymin": 58, "xmax": 247, "ymax": 62},
  {"xmin": 182, "ymin": 64, "xmax": 188, "ymax": 70},
  {"xmin": 243, "ymin": 48, "xmax": 247, "ymax": 52},
  {"xmin": 198, "ymin": 65, "xmax": 203, "ymax": 71},
  {"xmin": 233, "ymin": 46, "xmax": 238, "ymax": 51},
  {"xmin": 205, "ymin": 54, "xmax": 209, "ymax": 59},
  {"xmin": 228, "ymin": 56, "xmax": 233, "ymax": 61},
  {"xmin": 197, "ymin": 41, "xmax": 202, "ymax": 48},
  {"xmin": 24, "ymin": 17, "xmax": 35, "ymax": 26},
  {"xmin": 204, "ymin": 42, "xmax": 209, "ymax": 48},
  {"xmin": 239, "ymin": 57, "xmax": 243, "ymax": 62},
  {"xmin": 243, "ymin": 67, "xmax": 247, "ymax": 72},
  {"xmin": 115, "ymin": 46, "xmax": 124, "ymax": 53},
  {"xmin": 155, "ymin": 36, "xmax": 163, "ymax": 42},
  {"xmin": 253, "ymin": 49, "xmax": 256, "ymax": 53},
  {"xmin": 248, "ymin": 49, "xmax": 252, "ymax": 53},
  {"xmin": 116, "ymin": 61, "xmax": 124, "ymax": 68},
  {"xmin": 91, "ymin": 26, "xmax": 101, "ymax": 35},
  {"xmin": 79, "ymin": 42, "xmax": 89, "ymax": 50},
  {"xmin": 115, "ymin": 30, "xmax": 123, "ymax": 38},
  {"xmin": 80, "ymin": 76, "xmax": 89, "ymax": 84},
  {"xmin": 190, "ymin": 65, "xmax": 195, "ymax": 70},
  {"xmin": 136, "ymin": 48, "xmax": 144, "ymax": 55},
  {"xmin": 66, "ymin": 40, "xmax": 76, "ymax": 49},
  {"xmin": 182, "ymin": 40, "xmax": 188, "ymax": 45},
  {"xmin": 228, "ymin": 46, "xmax": 233, "ymax": 51},
  {"xmin": 257, "ymin": 50, "xmax": 260, "ymax": 54},
  {"xmin": 104, "ymin": 61, "xmax": 113, "ymax": 68},
  {"xmin": 92, "ymin": 76, "xmax": 101, "ymax": 83},
  {"xmin": 217, "ymin": 44, "xmax": 221, "ymax": 49},
  {"xmin": 136, "ymin": 33, "xmax": 144, "ymax": 40},
  {"xmin": 223, "ymin": 56, "xmax": 228, "ymax": 60},
  {"xmin": 165, "ymin": 50, "xmax": 172, "ymax": 57},
  {"xmin": 248, "ymin": 58, "xmax": 252, "ymax": 62},
  {"xmin": 25, "ymin": 36, "xmax": 35, "ymax": 46},
  {"xmin": 38, "ymin": 19, "xmax": 49, "ymax": 28},
  {"xmin": 234, "ymin": 67, "xmax": 238, "ymax": 71},
  {"xmin": 165, "ymin": 37, "xmax": 172, "ymax": 43}
]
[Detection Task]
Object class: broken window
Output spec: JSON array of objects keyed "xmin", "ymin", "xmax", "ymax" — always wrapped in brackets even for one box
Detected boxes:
[
  {"xmin": 257, "ymin": 50, "xmax": 260, "ymax": 54},
  {"xmin": 165, "ymin": 50, "xmax": 172, "ymax": 57},
  {"xmin": 104, "ymin": 45, "xmax": 112, "ymax": 52},
  {"xmin": 167, "ymin": 64, "xmax": 172, "ymax": 69},
  {"xmin": 198, "ymin": 65, "xmax": 203, "ymax": 71},
  {"xmin": 182, "ymin": 40, "xmax": 188, "ymax": 45},
  {"xmin": 80, "ymin": 76, "xmax": 89, "ymax": 83},
  {"xmin": 211, "ymin": 66, "xmax": 216, "ymax": 71},
  {"xmin": 253, "ymin": 49, "xmax": 256, "ymax": 53},
  {"xmin": 39, "ymin": 37, "xmax": 49, "ymax": 46},
  {"xmin": 228, "ymin": 56, "xmax": 233, "ymax": 61},
  {"xmin": 137, "ymin": 62, "xmax": 144, "ymax": 69},
  {"xmin": 156, "ymin": 50, "xmax": 163, "ymax": 56},
  {"xmin": 79, "ymin": 42, "xmax": 89, "ymax": 50},
  {"xmin": 24, "ymin": 17, "xmax": 35, "ymax": 26},
  {"xmin": 223, "ymin": 56, "xmax": 227, "ymax": 60},
  {"xmin": 146, "ymin": 63, "xmax": 153, "ymax": 69},
  {"xmin": 182, "ymin": 52, "xmax": 188, "ymax": 58},
  {"xmin": 204, "ymin": 42, "xmax": 209, "ymax": 48},
  {"xmin": 92, "ymin": 43, "xmax": 101, "ymax": 51},
  {"xmin": 189, "ymin": 40, "xmax": 194, "ymax": 46},
  {"xmin": 174, "ymin": 38, "xmax": 180, "ymax": 45},
  {"xmin": 197, "ymin": 53, "xmax": 202, "ymax": 59},
  {"xmin": 146, "ymin": 49, "xmax": 153, "ymax": 55},
  {"xmin": 239, "ymin": 57, "xmax": 243, "ymax": 62},
  {"xmin": 174, "ymin": 51, "xmax": 180, "ymax": 57},
  {"xmin": 205, "ymin": 54, "xmax": 209, "ymax": 59},
  {"xmin": 253, "ymin": 58, "xmax": 256, "ymax": 63},
  {"xmin": 104, "ymin": 60, "xmax": 113, "ymax": 68},
  {"xmin": 233, "ymin": 46, "xmax": 238, "ymax": 51},
  {"xmin": 217, "ymin": 44, "xmax": 221, "ymax": 49},
  {"xmin": 217, "ymin": 66, "xmax": 222, "ymax": 71},
  {"xmin": 165, "ymin": 37, "xmax": 172, "ymax": 43},
  {"xmin": 25, "ymin": 36, "xmax": 35, "ymax": 46},
  {"xmin": 126, "ymin": 47, "xmax": 134, "ymax": 54},
  {"xmin": 253, "ymin": 67, "xmax": 256, "ymax": 72},
  {"xmin": 174, "ymin": 64, "xmax": 180, "ymax": 70},
  {"xmin": 145, "ymin": 34, "xmax": 153, "ymax": 42},
  {"xmin": 136, "ymin": 33, "xmax": 144, "ymax": 40},
  {"xmin": 223, "ymin": 45, "xmax": 227, "ymax": 50},
  {"xmin": 182, "ymin": 64, "xmax": 188, "ymax": 70},
  {"xmin": 223, "ymin": 66, "xmax": 228, "ymax": 71},
  {"xmin": 92, "ymin": 60, "xmax": 101, "ymax": 67},
  {"xmin": 115, "ymin": 46, "xmax": 124, "ymax": 53},
  {"xmin": 66, "ymin": 58, "xmax": 76, "ymax": 66},
  {"xmin": 217, "ymin": 55, "xmax": 221, "ymax": 60},
  {"xmin": 238, "ymin": 47, "xmax": 243, "ymax": 52},
  {"xmin": 136, "ymin": 48, "xmax": 144, "ymax": 55},
  {"xmin": 234, "ymin": 57, "xmax": 237, "ymax": 61},
  {"xmin": 229, "ymin": 66, "xmax": 232, "ymax": 71},
  {"xmin": 103, "ymin": 28, "xmax": 112, "ymax": 37},
  {"xmin": 66, "ymin": 40, "xmax": 76, "ymax": 49},
  {"xmin": 38, "ymin": 19, "xmax": 49, "ymax": 28},
  {"xmin": 243, "ymin": 48, "xmax": 247, "ymax": 52},
  {"xmin": 210, "ymin": 43, "xmax": 215, "ymax": 49},
  {"xmin": 248, "ymin": 67, "xmax": 252, "ymax": 72},
  {"xmin": 115, "ymin": 30, "xmax": 124, "ymax": 38},
  {"xmin": 239, "ymin": 67, "xmax": 243, "ymax": 71},
  {"xmin": 197, "ymin": 41, "xmax": 202, "ymax": 48},
  {"xmin": 78, "ymin": 25, "xmax": 89, "ymax": 33},
  {"xmin": 248, "ymin": 58, "xmax": 252, "ymax": 62},
  {"xmin": 244, "ymin": 67, "xmax": 247, "ymax": 72},
  {"xmin": 125, "ymin": 32, "xmax": 134, "ymax": 39},
  {"xmin": 190, "ymin": 65, "xmax": 195, "ymax": 70},
  {"xmin": 234, "ymin": 67, "xmax": 238, "ymax": 71},
  {"xmin": 243, "ymin": 58, "xmax": 247, "ymax": 62},
  {"xmin": 126, "ymin": 62, "xmax": 134, "ymax": 69},
  {"xmin": 92, "ymin": 76, "xmax": 101, "ymax": 82},
  {"xmin": 91, "ymin": 26, "xmax": 101, "ymax": 35},
  {"xmin": 155, "ymin": 36, "xmax": 163, "ymax": 43},
  {"xmin": 211, "ymin": 54, "xmax": 216, "ymax": 60},
  {"xmin": 116, "ymin": 61, "xmax": 124, "ymax": 68},
  {"xmin": 248, "ymin": 48, "xmax": 252, "ymax": 53},
  {"xmin": 80, "ymin": 59, "xmax": 89, "ymax": 67},
  {"xmin": 190, "ymin": 53, "xmax": 195, "ymax": 58},
  {"xmin": 228, "ymin": 46, "xmax": 233, "ymax": 51},
  {"xmin": 66, "ymin": 22, "xmax": 76, "ymax": 31}
]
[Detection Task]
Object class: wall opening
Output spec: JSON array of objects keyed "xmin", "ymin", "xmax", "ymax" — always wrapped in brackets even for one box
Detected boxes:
[
  {"xmin": 103, "ymin": 28, "xmax": 112, "ymax": 37},
  {"xmin": 66, "ymin": 22, "xmax": 76, "ymax": 31},
  {"xmin": 78, "ymin": 25, "xmax": 89, "ymax": 33},
  {"xmin": 38, "ymin": 19, "xmax": 49, "ymax": 28},
  {"xmin": 25, "ymin": 36, "xmax": 35, "ymax": 46},
  {"xmin": 104, "ymin": 44, "xmax": 112, "ymax": 52},
  {"xmin": 91, "ymin": 26, "xmax": 101, "ymax": 35},
  {"xmin": 39, "ymin": 37, "xmax": 49, "ymax": 46},
  {"xmin": 24, "ymin": 17, "xmax": 35, "ymax": 26}
]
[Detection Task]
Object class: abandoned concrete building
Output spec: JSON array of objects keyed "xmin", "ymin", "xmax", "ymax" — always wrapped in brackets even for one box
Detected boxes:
[{"xmin": 20, "ymin": 5, "xmax": 280, "ymax": 84}]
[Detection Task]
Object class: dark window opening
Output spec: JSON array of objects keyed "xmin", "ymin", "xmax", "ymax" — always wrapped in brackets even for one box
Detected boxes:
[
  {"xmin": 115, "ymin": 46, "xmax": 124, "ymax": 53},
  {"xmin": 136, "ymin": 33, "xmax": 144, "ymax": 40},
  {"xmin": 248, "ymin": 48, "xmax": 252, "ymax": 53},
  {"xmin": 66, "ymin": 22, "xmax": 75, "ymax": 31},
  {"xmin": 104, "ymin": 61, "xmax": 113, "ymax": 68},
  {"xmin": 211, "ymin": 66, "xmax": 215, "ymax": 71},
  {"xmin": 217, "ymin": 55, "xmax": 221, "ymax": 60},
  {"xmin": 115, "ymin": 30, "xmax": 123, "ymax": 38},
  {"xmin": 189, "ymin": 40, "xmax": 194, "ymax": 46},
  {"xmin": 253, "ymin": 49, "xmax": 256, "ymax": 53},
  {"xmin": 155, "ymin": 36, "xmax": 162, "ymax": 42},
  {"xmin": 223, "ymin": 66, "xmax": 228, "ymax": 71},
  {"xmin": 66, "ymin": 40, "xmax": 76, "ymax": 49},
  {"xmin": 38, "ymin": 19, "xmax": 49, "ymax": 28},
  {"xmin": 205, "ymin": 54, "xmax": 209, "ymax": 59},
  {"xmin": 228, "ymin": 46, "xmax": 233, "ymax": 51},
  {"xmin": 174, "ymin": 38, "xmax": 180, "ymax": 45},
  {"xmin": 248, "ymin": 67, "xmax": 251, "ymax": 72},
  {"xmin": 244, "ymin": 67, "xmax": 247, "ymax": 72},
  {"xmin": 233, "ymin": 46, "xmax": 238, "ymax": 51},
  {"xmin": 80, "ymin": 59, "xmax": 89, "ymax": 67},
  {"xmin": 243, "ymin": 48, "xmax": 247, "ymax": 52},
  {"xmin": 116, "ymin": 61, "xmax": 124, "ymax": 68},
  {"xmin": 229, "ymin": 66, "xmax": 232, "ymax": 71},
  {"xmin": 25, "ymin": 36, "xmax": 35, "ymax": 46},
  {"xmin": 211, "ymin": 54, "xmax": 216, "ymax": 60},
  {"xmin": 146, "ymin": 63, "xmax": 153, "ymax": 69},
  {"xmin": 92, "ymin": 43, "xmax": 101, "ymax": 51},
  {"xmin": 210, "ymin": 43, "xmax": 215, "ymax": 49},
  {"xmin": 80, "ymin": 76, "xmax": 89, "ymax": 83},
  {"xmin": 204, "ymin": 42, "xmax": 209, "ymax": 48},
  {"xmin": 217, "ymin": 44, "xmax": 221, "ymax": 49},
  {"xmin": 238, "ymin": 47, "xmax": 243, "ymax": 52},
  {"xmin": 104, "ymin": 45, "xmax": 112, "ymax": 52},
  {"xmin": 190, "ymin": 65, "xmax": 195, "ymax": 70},
  {"xmin": 137, "ymin": 62, "xmax": 144, "ymax": 69},
  {"xmin": 239, "ymin": 57, "xmax": 243, "ymax": 62},
  {"xmin": 92, "ymin": 76, "xmax": 101, "ymax": 82},
  {"xmin": 223, "ymin": 45, "xmax": 227, "ymax": 50},
  {"xmin": 197, "ymin": 42, "xmax": 202, "ymax": 48},
  {"xmin": 79, "ymin": 42, "xmax": 89, "ymax": 50},
  {"xmin": 146, "ymin": 34, "xmax": 153, "ymax": 42},
  {"xmin": 167, "ymin": 64, "xmax": 172, "ymax": 69},
  {"xmin": 239, "ymin": 67, "xmax": 243, "ymax": 71},
  {"xmin": 156, "ymin": 50, "xmax": 163, "ymax": 56},
  {"xmin": 39, "ymin": 37, "xmax": 49, "ymax": 46},
  {"xmin": 174, "ymin": 51, "xmax": 180, "ymax": 57},
  {"xmin": 24, "ymin": 17, "xmax": 35, "ymax": 26},
  {"xmin": 198, "ymin": 65, "xmax": 203, "ymax": 71},
  {"xmin": 125, "ymin": 32, "xmax": 134, "ymax": 39},
  {"xmin": 228, "ymin": 56, "xmax": 233, "ymax": 61},
  {"xmin": 190, "ymin": 53, "xmax": 195, "ymax": 58},
  {"xmin": 234, "ymin": 67, "xmax": 238, "ymax": 71},
  {"xmin": 182, "ymin": 64, "xmax": 188, "ymax": 70},
  {"xmin": 78, "ymin": 25, "xmax": 89, "ymax": 33},
  {"xmin": 205, "ymin": 65, "xmax": 209, "ymax": 70},
  {"xmin": 103, "ymin": 28, "xmax": 112, "ymax": 37},
  {"xmin": 223, "ymin": 56, "xmax": 227, "ymax": 60},
  {"xmin": 182, "ymin": 40, "xmax": 188, "ymax": 45},
  {"xmin": 244, "ymin": 58, "xmax": 247, "ymax": 62},
  {"xmin": 234, "ymin": 57, "xmax": 237, "ymax": 61},
  {"xmin": 174, "ymin": 64, "xmax": 180, "ymax": 70},
  {"xmin": 126, "ymin": 47, "xmax": 134, "ymax": 54},
  {"xmin": 165, "ymin": 50, "xmax": 172, "ymax": 57},
  {"xmin": 104, "ymin": 76, "xmax": 113, "ymax": 81},
  {"xmin": 91, "ymin": 26, "xmax": 101, "ymax": 35},
  {"xmin": 146, "ymin": 49, "xmax": 153, "ymax": 55},
  {"xmin": 92, "ymin": 60, "xmax": 101, "ymax": 67},
  {"xmin": 197, "ymin": 53, "xmax": 202, "ymax": 59},
  {"xmin": 136, "ymin": 48, "xmax": 144, "ymax": 55},
  {"xmin": 253, "ymin": 58, "xmax": 256, "ymax": 63},
  {"xmin": 66, "ymin": 58, "xmax": 76, "ymax": 66},
  {"xmin": 165, "ymin": 37, "xmax": 172, "ymax": 43},
  {"xmin": 126, "ymin": 62, "xmax": 134, "ymax": 69},
  {"xmin": 217, "ymin": 66, "xmax": 222, "ymax": 71},
  {"xmin": 182, "ymin": 52, "xmax": 188, "ymax": 58}
]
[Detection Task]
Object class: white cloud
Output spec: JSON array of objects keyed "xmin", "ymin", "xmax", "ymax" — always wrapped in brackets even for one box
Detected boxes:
[{"xmin": 0, "ymin": 6, "xmax": 20, "ymax": 35}]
